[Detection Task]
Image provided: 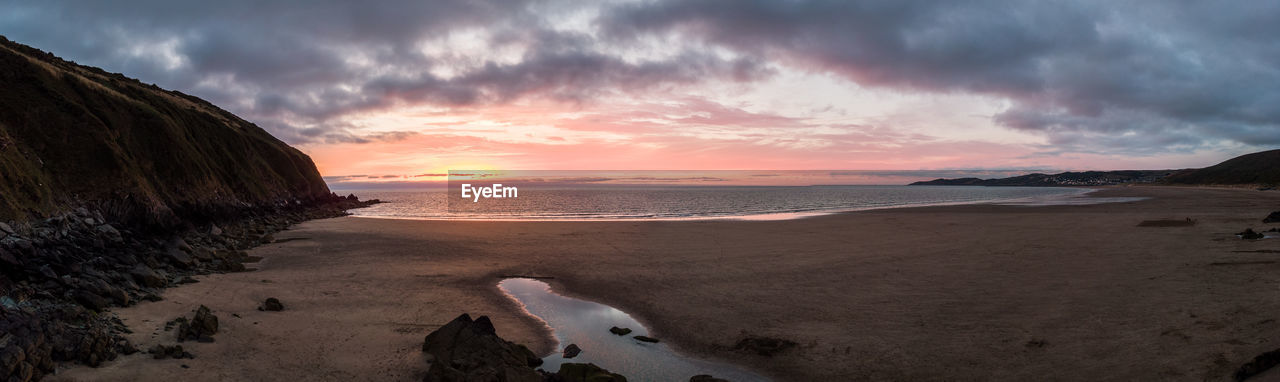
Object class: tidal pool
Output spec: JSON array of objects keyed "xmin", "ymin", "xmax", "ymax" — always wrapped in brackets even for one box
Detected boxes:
[{"xmin": 498, "ymin": 278, "xmax": 769, "ymax": 381}]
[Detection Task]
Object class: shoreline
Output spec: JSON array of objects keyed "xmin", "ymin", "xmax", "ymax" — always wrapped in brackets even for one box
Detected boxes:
[
  {"xmin": 50, "ymin": 186, "xmax": 1280, "ymax": 381},
  {"xmin": 347, "ymin": 186, "xmax": 1102, "ymax": 223}
]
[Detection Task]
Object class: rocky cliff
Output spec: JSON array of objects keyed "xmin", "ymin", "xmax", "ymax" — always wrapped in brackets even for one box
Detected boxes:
[
  {"xmin": 0, "ymin": 36, "xmax": 331, "ymax": 227},
  {"xmin": 0, "ymin": 37, "xmax": 373, "ymax": 381}
]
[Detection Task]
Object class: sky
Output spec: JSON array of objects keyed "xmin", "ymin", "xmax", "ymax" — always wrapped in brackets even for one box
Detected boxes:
[{"xmin": 2, "ymin": 0, "xmax": 1279, "ymax": 183}]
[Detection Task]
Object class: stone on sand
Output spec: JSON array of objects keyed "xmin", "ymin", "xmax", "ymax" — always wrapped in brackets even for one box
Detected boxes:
[{"xmin": 420, "ymin": 313, "xmax": 543, "ymax": 382}]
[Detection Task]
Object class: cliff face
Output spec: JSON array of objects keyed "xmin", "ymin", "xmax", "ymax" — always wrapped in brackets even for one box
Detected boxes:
[
  {"xmin": 1165, "ymin": 149, "xmax": 1280, "ymax": 185},
  {"xmin": 0, "ymin": 36, "xmax": 331, "ymax": 226}
]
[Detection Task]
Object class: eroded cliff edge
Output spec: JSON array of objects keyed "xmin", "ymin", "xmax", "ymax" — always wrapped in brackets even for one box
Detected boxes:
[{"xmin": 0, "ymin": 36, "xmax": 372, "ymax": 381}]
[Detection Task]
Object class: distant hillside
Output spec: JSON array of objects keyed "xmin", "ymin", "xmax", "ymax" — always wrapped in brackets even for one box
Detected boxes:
[
  {"xmin": 0, "ymin": 36, "xmax": 332, "ymax": 226},
  {"xmin": 911, "ymin": 170, "xmax": 1173, "ymax": 187},
  {"xmin": 1164, "ymin": 149, "xmax": 1280, "ymax": 185}
]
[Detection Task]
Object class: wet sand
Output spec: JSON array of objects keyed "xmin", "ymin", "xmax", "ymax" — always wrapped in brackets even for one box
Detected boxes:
[{"xmin": 51, "ymin": 186, "xmax": 1280, "ymax": 381}]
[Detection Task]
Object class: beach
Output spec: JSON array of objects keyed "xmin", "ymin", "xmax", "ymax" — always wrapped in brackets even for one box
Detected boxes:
[{"xmin": 49, "ymin": 186, "xmax": 1280, "ymax": 381}]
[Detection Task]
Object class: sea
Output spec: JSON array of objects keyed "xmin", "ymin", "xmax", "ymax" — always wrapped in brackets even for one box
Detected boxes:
[{"xmin": 332, "ymin": 184, "xmax": 1108, "ymax": 221}]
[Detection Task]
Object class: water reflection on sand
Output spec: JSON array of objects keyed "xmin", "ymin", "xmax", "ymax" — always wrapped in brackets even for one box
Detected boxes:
[{"xmin": 498, "ymin": 278, "xmax": 769, "ymax": 381}]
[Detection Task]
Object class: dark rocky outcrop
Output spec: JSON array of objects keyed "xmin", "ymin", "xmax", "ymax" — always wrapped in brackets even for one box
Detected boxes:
[
  {"xmin": 633, "ymin": 336, "xmax": 659, "ymax": 343},
  {"xmin": 733, "ymin": 335, "xmax": 797, "ymax": 357},
  {"xmin": 1264, "ymin": 211, "xmax": 1280, "ymax": 224},
  {"xmin": 420, "ymin": 314, "xmax": 634, "ymax": 382},
  {"xmin": 421, "ymin": 314, "xmax": 544, "ymax": 382},
  {"xmin": 0, "ymin": 36, "xmax": 334, "ymax": 227},
  {"xmin": 1239, "ymin": 228, "xmax": 1266, "ymax": 240},
  {"xmin": 175, "ymin": 305, "xmax": 218, "ymax": 342},
  {"xmin": 0, "ymin": 36, "xmax": 380, "ymax": 381},
  {"xmin": 547, "ymin": 363, "xmax": 627, "ymax": 382},
  {"xmin": 608, "ymin": 327, "xmax": 631, "ymax": 336},
  {"xmin": 147, "ymin": 344, "xmax": 193, "ymax": 360},
  {"xmin": 562, "ymin": 344, "xmax": 581, "ymax": 359},
  {"xmin": 689, "ymin": 375, "xmax": 729, "ymax": 382},
  {"xmin": 1235, "ymin": 347, "xmax": 1280, "ymax": 381}
]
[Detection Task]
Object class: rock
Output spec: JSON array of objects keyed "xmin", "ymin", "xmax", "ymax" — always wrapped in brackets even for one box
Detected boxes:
[
  {"xmin": 0, "ymin": 222, "xmax": 13, "ymax": 234},
  {"xmin": 117, "ymin": 340, "xmax": 139, "ymax": 355},
  {"xmin": 1236, "ymin": 347, "xmax": 1280, "ymax": 381},
  {"xmin": 259, "ymin": 297, "xmax": 284, "ymax": 312},
  {"xmin": 0, "ymin": 247, "xmax": 19, "ymax": 267},
  {"xmin": 1239, "ymin": 228, "xmax": 1266, "ymax": 240},
  {"xmin": 553, "ymin": 363, "xmax": 628, "ymax": 382},
  {"xmin": 608, "ymin": 327, "xmax": 632, "ymax": 336},
  {"xmin": 148, "ymin": 344, "xmax": 193, "ymax": 360},
  {"xmin": 1265, "ymin": 211, "xmax": 1280, "ymax": 223},
  {"xmin": 94, "ymin": 224, "xmax": 122, "ymax": 243},
  {"xmin": 72, "ymin": 290, "xmax": 109, "ymax": 311},
  {"xmin": 36, "ymin": 265, "xmax": 57, "ymax": 280},
  {"xmin": 562, "ymin": 344, "xmax": 581, "ymax": 358},
  {"xmin": 209, "ymin": 224, "xmax": 223, "ymax": 236},
  {"xmin": 420, "ymin": 313, "xmax": 543, "ymax": 382},
  {"xmin": 104, "ymin": 286, "xmax": 130, "ymax": 306},
  {"xmin": 166, "ymin": 248, "xmax": 194, "ymax": 267},
  {"xmin": 176, "ymin": 305, "xmax": 218, "ymax": 342},
  {"xmin": 633, "ymin": 336, "xmax": 659, "ymax": 343},
  {"xmin": 689, "ymin": 375, "xmax": 729, "ymax": 382},
  {"xmin": 171, "ymin": 237, "xmax": 193, "ymax": 253},
  {"xmin": 176, "ymin": 276, "xmax": 199, "ymax": 285},
  {"xmin": 733, "ymin": 335, "xmax": 797, "ymax": 357},
  {"xmin": 129, "ymin": 265, "xmax": 166, "ymax": 288}
]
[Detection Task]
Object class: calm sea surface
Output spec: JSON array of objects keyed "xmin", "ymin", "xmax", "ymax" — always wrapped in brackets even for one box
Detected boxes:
[{"xmin": 338, "ymin": 185, "xmax": 1093, "ymax": 220}]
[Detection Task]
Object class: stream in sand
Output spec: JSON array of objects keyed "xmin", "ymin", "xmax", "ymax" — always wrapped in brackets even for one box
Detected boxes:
[{"xmin": 498, "ymin": 278, "xmax": 769, "ymax": 381}]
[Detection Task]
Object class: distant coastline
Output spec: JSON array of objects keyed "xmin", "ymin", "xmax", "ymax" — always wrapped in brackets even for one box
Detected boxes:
[{"xmin": 912, "ymin": 149, "xmax": 1280, "ymax": 187}]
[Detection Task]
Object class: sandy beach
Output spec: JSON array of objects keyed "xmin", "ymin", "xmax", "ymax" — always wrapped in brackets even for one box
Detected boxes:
[{"xmin": 48, "ymin": 186, "xmax": 1280, "ymax": 381}]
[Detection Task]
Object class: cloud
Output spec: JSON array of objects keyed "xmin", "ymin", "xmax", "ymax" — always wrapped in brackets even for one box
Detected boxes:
[
  {"xmin": 1, "ymin": 0, "xmax": 1276, "ymax": 161},
  {"xmin": 0, "ymin": 0, "xmax": 770, "ymax": 144},
  {"xmin": 602, "ymin": 0, "xmax": 1280, "ymax": 151}
]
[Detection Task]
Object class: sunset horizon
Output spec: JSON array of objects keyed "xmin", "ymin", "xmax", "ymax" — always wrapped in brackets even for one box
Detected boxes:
[
  {"xmin": 5, "ymin": 1, "xmax": 1278, "ymax": 179},
  {"xmin": 4, "ymin": 2, "xmax": 1280, "ymax": 381}
]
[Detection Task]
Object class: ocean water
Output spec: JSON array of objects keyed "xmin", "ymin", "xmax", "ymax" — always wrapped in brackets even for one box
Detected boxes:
[{"xmin": 340, "ymin": 185, "xmax": 1094, "ymax": 220}]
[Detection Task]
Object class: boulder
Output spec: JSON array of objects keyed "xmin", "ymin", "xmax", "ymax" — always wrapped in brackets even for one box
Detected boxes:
[
  {"xmin": 608, "ymin": 327, "xmax": 632, "ymax": 336},
  {"xmin": 633, "ymin": 336, "xmax": 659, "ymax": 343},
  {"xmin": 148, "ymin": 344, "xmax": 193, "ymax": 360},
  {"xmin": 420, "ymin": 313, "xmax": 543, "ymax": 382},
  {"xmin": 562, "ymin": 344, "xmax": 581, "ymax": 359},
  {"xmin": 1265, "ymin": 211, "xmax": 1280, "ymax": 223},
  {"xmin": 260, "ymin": 297, "xmax": 284, "ymax": 312},
  {"xmin": 552, "ymin": 363, "xmax": 628, "ymax": 382},
  {"xmin": 176, "ymin": 305, "xmax": 218, "ymax": 342},
  {"xmin": 166, "ymin": 248, "xmax": 194, "ymax": 267},
  {"xmin": 72, "ymin": 290, "xmax": 109, "ymax": 311},
  {"xmin": 94, "ymin": 224, "xmax": 122, "ymax": 243},
  {"xmin": 1239, "ymin": 228, "xmax": 1266, "ymax": 240},
  {"xmin": 129, "ymin": 265, "xmax": 166, "ymax": 288},
  {"xmin": 0, "ymin": 247, "xmax": 19, "ymax": 267}
]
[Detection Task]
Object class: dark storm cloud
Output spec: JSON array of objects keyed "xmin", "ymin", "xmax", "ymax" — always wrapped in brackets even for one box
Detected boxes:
[
  {"xmin": 0, "ymin": 0, "xmax": 769, "ymax": 144},
  {"xmin": 603, "ymin": 0, "xmax": 1280, "ymax": 151},
  {"xmin": 2, "ymin": 0, "xmax": 1277, "ymax": 153}
]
